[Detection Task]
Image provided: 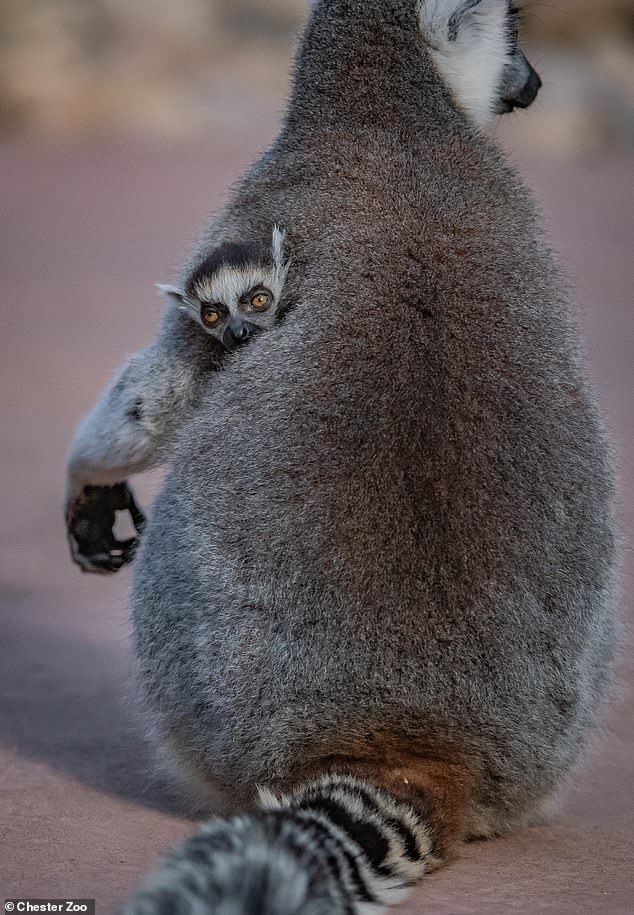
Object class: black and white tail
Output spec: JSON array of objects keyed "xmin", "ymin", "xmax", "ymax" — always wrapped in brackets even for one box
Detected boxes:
[{"xmin": 124, "ymin": 774, "xmax": 442, "ymax": 914}]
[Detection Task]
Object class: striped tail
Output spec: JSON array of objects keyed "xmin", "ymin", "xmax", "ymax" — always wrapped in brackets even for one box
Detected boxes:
[{"xmin": 123, "ymin": 774, "xmax": 443, "ymax": 915}]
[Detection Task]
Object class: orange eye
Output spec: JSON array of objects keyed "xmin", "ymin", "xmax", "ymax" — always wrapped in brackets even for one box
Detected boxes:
[
  {"xmin": 201, "ymin": 305, "xmax": 220, "ymax": 327},
  {"xmin": 251, "ymin": 291, "xmax": 271, "ymax": 311}
]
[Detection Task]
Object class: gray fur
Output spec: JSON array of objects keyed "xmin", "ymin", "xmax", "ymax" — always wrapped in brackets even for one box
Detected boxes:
[
  {"xmin": 67, "ymin": 308, "xmax": 223, "ymax": 494},
  {"xmin": 65, "ymin": 234, "xmax": 288, "ymax": 573},
  {"xmin": 65, "ymin": 306, "xmax": 224, "ymax": 572},
  {"xmin": 75, "ymin": 0, "xmax": 617, "ymax": 908}
]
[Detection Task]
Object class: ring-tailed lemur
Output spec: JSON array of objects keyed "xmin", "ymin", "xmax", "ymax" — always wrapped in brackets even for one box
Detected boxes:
[
  {"xmin": 158, "ymin": 226, "xmax": 289, "ymax": 349},
  {"xmin": 66, "ymin": 228, "xmax": 289, "ymax": 573},
  {"xmin": 67, "ymin": 2, "xmax": 616, "ymax": 913}
]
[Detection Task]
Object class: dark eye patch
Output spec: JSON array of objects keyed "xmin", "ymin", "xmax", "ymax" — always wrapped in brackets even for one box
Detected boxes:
[
  {"xmin": 200, "ymin": 301, "xmax": 228, "ymax": 314},
  {"xmin": 200, "ymin": 301, "xmax": 228, "ymax": 329}
]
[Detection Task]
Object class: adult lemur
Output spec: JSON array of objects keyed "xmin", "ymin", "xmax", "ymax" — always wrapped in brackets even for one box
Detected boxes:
[{"xmin": 66, "ymin": 1, "xmax": 616, "ymax": 912}]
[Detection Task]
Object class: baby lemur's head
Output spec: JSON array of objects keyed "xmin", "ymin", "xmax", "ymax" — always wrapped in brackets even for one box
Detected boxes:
[{"xmin": 159, "ymin": 226, "xmax": 289, "ymax": 350}]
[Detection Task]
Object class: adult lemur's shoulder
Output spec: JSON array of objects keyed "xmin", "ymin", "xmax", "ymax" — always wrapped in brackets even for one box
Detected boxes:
[{"xmin": 67, "ymin": 2, "xmax": 616, "ymax": 912}]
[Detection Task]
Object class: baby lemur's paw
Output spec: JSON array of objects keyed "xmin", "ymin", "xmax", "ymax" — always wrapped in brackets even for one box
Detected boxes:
[{"xmin": 66, "ymin": 482, "xmax": 146, "ymax": 574}]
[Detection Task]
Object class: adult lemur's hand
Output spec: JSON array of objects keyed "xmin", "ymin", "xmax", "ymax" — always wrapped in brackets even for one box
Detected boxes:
[{"xmin": 66, "ymin": 482, "xmax": 146, "ymax": 574}]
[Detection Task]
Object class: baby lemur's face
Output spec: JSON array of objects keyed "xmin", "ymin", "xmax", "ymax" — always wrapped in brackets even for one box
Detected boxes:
[{"xmin": 159, "ymin": 227, "xmax": 289, "ymax": 351}]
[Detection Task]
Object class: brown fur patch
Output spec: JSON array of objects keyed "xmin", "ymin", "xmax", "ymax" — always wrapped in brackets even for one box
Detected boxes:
[{"xmin": 290, "ymin": 734, "xmax": 476, "ymax": 864}]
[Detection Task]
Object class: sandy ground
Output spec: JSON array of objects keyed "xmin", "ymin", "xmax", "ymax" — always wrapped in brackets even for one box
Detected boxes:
[{"xmin": 0, "ymin": 135, "xmax": 632, "ymax": 912}]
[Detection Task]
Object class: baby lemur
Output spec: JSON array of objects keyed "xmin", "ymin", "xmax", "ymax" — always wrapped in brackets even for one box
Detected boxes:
[
  {"xmin": 158, "ymin": 226, "xmax": 289, "ymax": 350},
  {"xmin": 66, "ymin": 227, "xmax": 289, "ymax": 573}
]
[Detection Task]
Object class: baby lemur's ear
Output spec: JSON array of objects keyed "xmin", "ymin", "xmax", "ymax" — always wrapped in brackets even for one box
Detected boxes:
[
  {"xmin": 271, "ymin": 225, "xmax": 291, "ymax": 283},
  {"xmin": 156, "ymin": 283, "xmax": 187, "ymax": 308}
]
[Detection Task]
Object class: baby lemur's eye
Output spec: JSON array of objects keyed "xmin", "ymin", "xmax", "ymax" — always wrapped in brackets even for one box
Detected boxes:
[
  {"xmin": 250, "ymin": 289, "xmax": 272, "ymax": 311},
  {"xmin": 201, "ymin": 304, "xmax": 221, "ymax": 327}
]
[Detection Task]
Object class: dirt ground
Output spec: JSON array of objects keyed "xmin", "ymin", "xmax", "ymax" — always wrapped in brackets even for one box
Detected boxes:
[{"xmin": 1, "ymin": 136, "xmax": 632, "ymax": 912}]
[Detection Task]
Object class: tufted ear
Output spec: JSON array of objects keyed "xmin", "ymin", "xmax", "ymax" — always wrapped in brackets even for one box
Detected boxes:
[
  {"xmin": 156, "ymin": 283, "xmax": 187, "ymax": 308},
  {"xmin": 420, "ymin": 0, "xmax": 506, "ymax": 42},
  {"xmin": 446, "ymin": 0, "xmax": 503, "ymax": 42},
  {"xmin": 156, "ymin": 283, "xmax": 202, "ymax": 327},
  {"xmin": 419, "ymin": 0, "xmax": 511, "ymax": 128},
  {"xmin": 271, "ymin": 225, "xmax": 291, "ymax": 285}
]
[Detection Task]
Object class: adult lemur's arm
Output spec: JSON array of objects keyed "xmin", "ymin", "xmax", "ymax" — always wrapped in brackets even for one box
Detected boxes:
[{"xmin": 65, "ymin": 308, "xmax": 224, "ymax": 574}]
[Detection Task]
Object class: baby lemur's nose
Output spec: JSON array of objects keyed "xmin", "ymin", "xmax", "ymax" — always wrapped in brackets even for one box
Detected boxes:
[{"xmin": 230, "ymin": 322, "xmax": 251, "ymax": 342}]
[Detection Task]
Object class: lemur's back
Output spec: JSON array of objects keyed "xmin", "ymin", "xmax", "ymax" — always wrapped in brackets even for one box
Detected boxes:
[
  {"xmin": 134, "ymin": 124, "xmax": 615, "ymax": 836},
  {"xmin": 129, "ymin": 1, "xmax": 616, "ymax": 909}
]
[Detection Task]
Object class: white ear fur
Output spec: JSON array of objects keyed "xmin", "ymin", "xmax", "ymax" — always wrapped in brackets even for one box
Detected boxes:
[
  {"xmin": 271, "ymin": 225, "xmax": 286, "ymax": 268},
  {"xmin": 156, "ymin": 283, "xmax": 186, "ymax": 306},
  {"xmin": 156, "ymin": 283, "xmax": 203, "ymax": 328},
  {"xmin": 271, "ymin": 225, "xmax": 291, "ymax": 287},
  {"xmin": 419, "ymin": 0, "xmax": 510, "ymax": 128}
]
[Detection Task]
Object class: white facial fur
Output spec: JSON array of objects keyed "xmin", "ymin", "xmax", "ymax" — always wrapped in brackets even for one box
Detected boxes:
[
  {"xmin": 193, "ymin": 263, "xmax": 281, "ymax": 329},
  {"xmin": 418, "ymin": 0, "xmax": 512, "ymax": 128},
  {"xmin": 158, "ymin": 226, "xmax": 290, "ymax": 339}
]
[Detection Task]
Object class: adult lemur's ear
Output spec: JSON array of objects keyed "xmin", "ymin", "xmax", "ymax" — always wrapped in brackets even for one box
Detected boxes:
[
  {"xmin": 445, "ymin": 0, "xmax": 501, "ymax": 42},
  {"xmin": 419, "ymin": 0, "xmax": 510, "ymax": 128},
  {"xmin": 156, "ymin": 284, "xmax": 187, "ymax": 308}
]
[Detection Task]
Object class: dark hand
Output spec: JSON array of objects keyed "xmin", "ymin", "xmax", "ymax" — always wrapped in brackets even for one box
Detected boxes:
[{"xmin": 66, "ymin": 482, "xmax": 146, "ymax": 574}]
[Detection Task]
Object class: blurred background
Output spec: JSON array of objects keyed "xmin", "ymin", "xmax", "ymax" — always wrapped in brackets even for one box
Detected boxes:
[
  {"xmin": 1, "ymin": 2, "xmax": 633, "ymax": 911},
  {"xmin": 0, "ymin": 0, "xmax": 633, "ymax": 151}
]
